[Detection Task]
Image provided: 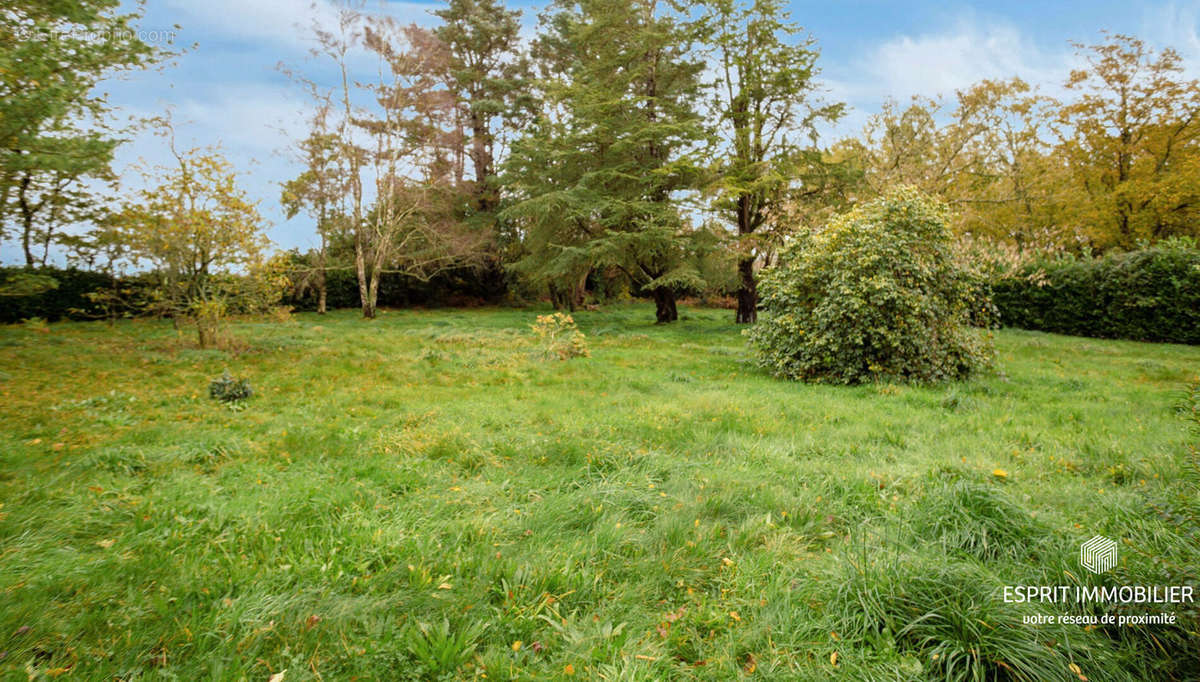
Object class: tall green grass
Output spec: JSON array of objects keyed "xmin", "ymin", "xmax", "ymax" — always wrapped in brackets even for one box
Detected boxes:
[{"xmin": 0, "ymin": 305, "xmax": 1197, "ymax": 679}]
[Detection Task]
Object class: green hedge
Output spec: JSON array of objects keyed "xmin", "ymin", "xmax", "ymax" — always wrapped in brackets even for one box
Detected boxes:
[
  {"xmin": 0, "ymin": 267, "xmax": 119, "ymax": 323},
  {"xmin": 0, "ymin": 263, "xmax": 511, "ymax": 324},
  {"xmin": 992, "ymin": 241, "xmax": 1200, "ymax": 344},
  {"xmin": 282, "ymin": 265, "xmax": 508, "ymax": 311}
]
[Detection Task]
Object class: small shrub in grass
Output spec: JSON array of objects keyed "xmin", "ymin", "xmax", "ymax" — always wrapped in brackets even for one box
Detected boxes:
[
  {"xmin": 267, "ymin": 305, "xmax": 294, "ymax": 323},
  {"xmin": 748, "ymin": 187, "xmax": 992, "ymax": 385},
  {"xmin": 208, "ymin": 370, "xmax": 252, "ymax": 403},
  {"xmin": 531, "ymin": 312, "xmax": 589, "ymax": 360},
  {"xmin": 402, "ymin": 618, "xmax": 488, "ymax": 677},
  {"xmin": 21, "ymin": 316, "xmax": 50, "ymax": 333}
]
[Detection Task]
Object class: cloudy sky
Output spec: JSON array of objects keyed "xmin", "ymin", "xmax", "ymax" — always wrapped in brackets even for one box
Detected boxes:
[{"xmin": 92, "ymin": 0, "xmax": 1200, "ymax": 255}]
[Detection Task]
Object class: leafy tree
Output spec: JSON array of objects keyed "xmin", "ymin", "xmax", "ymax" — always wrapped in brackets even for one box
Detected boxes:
[
  {"xmin": 504, "ymin": 0, "xmax": 710, "ymax": 323},
  {"xmin": 845, "ymin": 34, "xmax": 1200, "ymax": 254},
  {"xmin": 119, "ymin": 127, "xmax": 273, "ymax": 347},
  {"xmin": 703, "ymin": 0, "xmax": 844, "ymax": 323},
  {"xmin": 951, "ymin": 79, "xmax": 1064, "ymax": 247},
  {"xmin": 0, "ymin": 0, "xmax": 167, "ymax": 266},
  {"xmin": 844, "ymin": 81, "xmax": 1071, "ymax": 249},
  {"xmin": 300, "ymin": 9, "xmax": 489, "ymax": 319},
  {"xmin": 281, "ymin": 105, "xmax": 345, "ymax": 314},
  {"xmin": 847, "ymin": 95, "xmax": 985, "ymax": 202},
  {"xmin": 432, "ymin": 0, "xmax": 532, "ymax": 221},
  {"xmin": 1055, "ymin": 33, "xmax": 1200, "ymax": 249}
]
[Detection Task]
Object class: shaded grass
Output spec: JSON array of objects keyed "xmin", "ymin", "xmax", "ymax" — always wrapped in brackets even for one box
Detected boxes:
[{"xmin": 0, "ymin": 305, "xmax": 1197, "ymax": 680}]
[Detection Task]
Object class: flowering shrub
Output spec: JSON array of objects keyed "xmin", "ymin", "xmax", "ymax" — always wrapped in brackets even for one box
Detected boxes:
[
  {"xmin": 748, "ymin": 187, "xmax": 992, "ymax": 385},
  {"xmin": 531, "ymin": 313, "xmax": 589, "ymax": 360}
]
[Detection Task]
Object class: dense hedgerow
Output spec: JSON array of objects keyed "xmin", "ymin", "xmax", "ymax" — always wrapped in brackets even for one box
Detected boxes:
[
  {"xmin": 282, "ymin": 265, "xmax": 510, "ymax": 311},
  {"xmin": 748, "ymin": 188, "xmax": 993, "ymax": 384},
  {"xmin": 992, "ymin": 238, "xmax": 1200, "ymax": 344},
  {"xmin": 0, "ymin": 264, "xmax": 511, "ymax": 324},
  {"xmin": 0, "ymin": 267, "xmax": 119, "ymax": 323}
]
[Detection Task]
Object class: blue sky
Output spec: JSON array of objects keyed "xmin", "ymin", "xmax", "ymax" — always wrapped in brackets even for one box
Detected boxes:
[{"xmin": 83, "ymin": 1, "xmax": 1200, "ymax": 256}]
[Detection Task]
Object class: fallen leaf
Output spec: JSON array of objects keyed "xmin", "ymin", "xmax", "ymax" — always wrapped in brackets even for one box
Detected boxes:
[
  {"xmin": 729, "ymin": 611, "xmax": 741, "ymax": 622},
  {"xmin": 512, "ymin": 640, "xmax": 522, "ymax": 652},
  {"xmin": 305, "ymin": 615, "xmax": 321, "ymax": 629},
  {"xmin": 96, "ymin": 539, "xmax": 115, "ymax": 549},
  {"xmin": 268, "ymin": 671, "xmax": 286, "ymax": 682},
  {"xmin": 830, "ymin": 651, "xmax": 839, "ymax": 667},
  {"xmin": 992, "ymin": 469, "xmax": 1009, "ymax": 479},
  {"xmin": 437, "ymin": 583, "xmax": 452, "ymax": 590},
  {"xmin": 722, "ymin": 557, "xmax": 735, "ymax": 567}
]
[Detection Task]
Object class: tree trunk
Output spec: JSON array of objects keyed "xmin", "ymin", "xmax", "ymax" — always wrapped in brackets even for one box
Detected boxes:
[
  {"xmin": 572, "ymin": 271, "xmax": 587, "ymax": 310},
  {"xmin": 366, "ymin": 270, "xmax": 380, "ymax": 319},
  {"xmin": 469, "ymin": 111, "xmax": 495, "ymax": 215},
  {"xmin": 549, "ymin": 282, "xmax": 574, "ymax": 312},
  {"xmin": 735, "ymin": 256, "xmax": 757, "ymax": 324},
  {"xmin": 652, "ymin": 287, "xmax": 677, "ymax": 324},
  {"xmin": 18, "ymin": 173, "xmax": 35, "ymax": 268},
  {"xmin": 354, "ymin": 234, "xmax": 374, "ymax": 319},
  {"xmin": 316, "ymin": 248, "xmax": 327, "ymax": 315}
]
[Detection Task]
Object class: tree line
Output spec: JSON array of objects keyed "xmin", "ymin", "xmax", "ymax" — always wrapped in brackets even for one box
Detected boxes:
[{"xmin": 4, "ymin": 1, "xmax": 1200, "ymax": 327}]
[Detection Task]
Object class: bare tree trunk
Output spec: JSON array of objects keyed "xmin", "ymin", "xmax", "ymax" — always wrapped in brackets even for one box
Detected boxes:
[
  {"xmin": 549, "ymin": 282, "xmax": 571, "ymax": 311},
  {"xmin": 572, "ymin": 270, "xmax": 587, "ymax": 310},
  {"xmin": 316, "ymin": 236, "xmax": 328, "ymax": 315},
  {"xmin": 355, "ymin": 233, "xmax": 374, "ymax": 319},
  {"xmin": 735, "ymin": 257, "xmax": 757, "ymax": 323},
  {"xmin": 18, "ymin": 174, "xmax": 35, "ymax": 268},
  {"xmin": 367, "ymin": 270, "xmax": 381, "ymax": 318},
  {"xmin": 734, "ymin": 192, "xmax": 758, "ymax": 324},
  {"xmin": 469, "ymin": 109, "xmax": 495, "ymax": 215},
  {"xmin": 652, "ymin": 287, "xmax": 677, "ymax": 324}
]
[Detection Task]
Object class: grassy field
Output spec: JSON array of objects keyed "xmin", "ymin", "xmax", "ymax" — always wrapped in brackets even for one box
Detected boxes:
[{"xmin": 1, "ymin": 305, "xmax": 1198, "ymax": 680}]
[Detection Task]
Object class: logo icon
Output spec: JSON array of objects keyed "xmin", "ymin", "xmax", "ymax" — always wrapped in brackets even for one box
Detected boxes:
[{"xmin": 1080, "ymin": 535, "xmax": 1118, "ymax": 573}]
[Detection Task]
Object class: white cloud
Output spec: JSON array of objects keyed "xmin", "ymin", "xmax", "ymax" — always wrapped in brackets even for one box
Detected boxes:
[
  {"xmin": 857, "ymin": 18, "xmax": 1074, "ymax": 100},
  {"xmin": 1140, "ymin": 2, "xmax": 1200, "ymax": 75},
  {"xmin": 161, "ymin": 0, "xmax": 440, "ymax": 52},
  {"xmin": 817, "ymin": 15, "xmax": 1082, "ymax": 143}
]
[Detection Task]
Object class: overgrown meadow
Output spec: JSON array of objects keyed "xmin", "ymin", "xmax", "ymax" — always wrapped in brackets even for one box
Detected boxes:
[{"xmin": 1, "ymin": 306, "xmax": 1198, "ymax": 680}]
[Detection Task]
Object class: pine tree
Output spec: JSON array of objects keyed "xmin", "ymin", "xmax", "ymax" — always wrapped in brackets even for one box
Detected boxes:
[{"xmin": 504, "ymin": 0, "xmax": 710, "ymax": 322}]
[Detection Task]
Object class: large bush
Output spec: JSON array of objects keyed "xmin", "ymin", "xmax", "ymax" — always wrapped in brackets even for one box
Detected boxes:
[
  {"xmin": 992, "ymin": 239, "xmax": 1200, "ymax": 344},
  {"xmin": 748, "ymin": 188, "xmax": 992, "ymax": 384}
]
